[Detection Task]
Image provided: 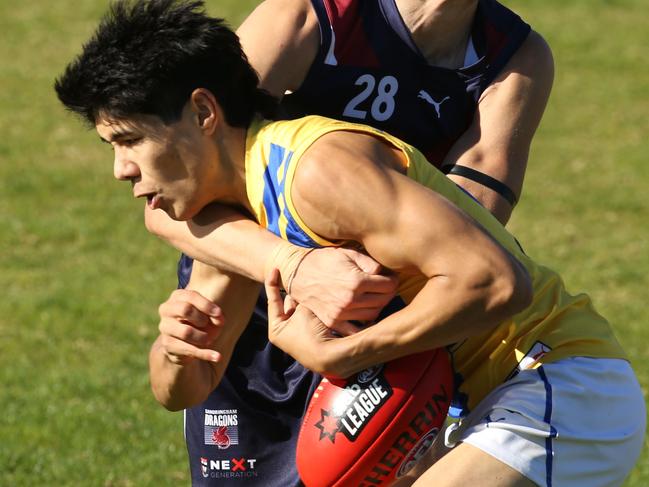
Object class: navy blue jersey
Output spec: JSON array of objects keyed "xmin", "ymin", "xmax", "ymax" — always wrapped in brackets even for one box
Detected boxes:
[
  {"xmin": 179, "ymin": 255, "xmax": 321, "ymax": 486},
  {"xmin": 282, "ymin": 0, "xmax": 530, "ymax": 166}
]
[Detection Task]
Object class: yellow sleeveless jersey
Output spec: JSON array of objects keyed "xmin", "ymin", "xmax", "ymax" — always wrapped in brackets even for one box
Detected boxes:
[{"xmin": 245, "ymin": 115, "xmax": 627, "ymax": 414}]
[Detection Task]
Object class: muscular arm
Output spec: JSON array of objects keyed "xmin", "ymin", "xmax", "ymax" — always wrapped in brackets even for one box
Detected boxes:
[
  {"xmin": 149, "ymin": 261, "xmax": 260, "ymax": 411},
  {"xmin": 237, "ymin": 0, "xmax": 319, "ymax": 97},
  {"xmin": 444, "ymin": 31, "xmax": 554, "ymax": 224},
  {"xmin": 145, "ymin": 203, "xmax": 397, "ymax": 327},
  {"xmin": 269, "ymin": 132, "xmax": 532, "ymax": 377},
  {"xmin": 145, "ymin": 204, "xmax": 285, "ymax": 283}
]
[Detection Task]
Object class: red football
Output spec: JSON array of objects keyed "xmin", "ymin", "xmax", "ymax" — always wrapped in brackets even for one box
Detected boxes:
[{"xmin": 296, "ymin": 349, "xmax": 453, "ymax": 486}]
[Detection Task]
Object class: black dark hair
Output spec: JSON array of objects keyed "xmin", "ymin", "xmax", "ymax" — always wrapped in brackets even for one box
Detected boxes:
[{"xmin": 54, "ymin": 0, "xmax": 277, "ymax": 127}]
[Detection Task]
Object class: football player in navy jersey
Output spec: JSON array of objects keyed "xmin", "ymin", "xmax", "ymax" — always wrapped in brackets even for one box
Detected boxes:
[
  {"xmin": 142, "ymin": 0, "xmax": 554, "ymax": 485},
  {"xmin": 237, "ymin": 0, "xmax": 554, "ymax": 224}
]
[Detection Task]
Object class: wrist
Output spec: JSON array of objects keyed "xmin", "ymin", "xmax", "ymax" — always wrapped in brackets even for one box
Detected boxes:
[
  {"xmin": 327, "ymin": 327, "xmax": 401, "ymax": 378},
  {"xmin": 264, "ymin": 241, "xmax": 312, "ymax": 291}
]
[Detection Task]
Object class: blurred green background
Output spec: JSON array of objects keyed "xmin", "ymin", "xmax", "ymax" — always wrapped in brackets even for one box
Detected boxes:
[{"xmin": 0, "ymin": 0, "xmax": 646, "ymax": 485}]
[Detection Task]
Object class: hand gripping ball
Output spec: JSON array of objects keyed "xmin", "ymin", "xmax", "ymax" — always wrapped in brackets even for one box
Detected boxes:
[{"xmin": 297, "ymin": 349, "xmax": 453, "ymax": 486}]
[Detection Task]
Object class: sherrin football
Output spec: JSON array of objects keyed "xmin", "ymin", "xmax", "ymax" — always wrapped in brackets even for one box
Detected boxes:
[{"xmin": 296, "ymin": 349, "xmax": 453, "ymax": 486}]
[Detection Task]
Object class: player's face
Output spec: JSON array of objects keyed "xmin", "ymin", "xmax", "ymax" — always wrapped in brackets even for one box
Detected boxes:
[{"xmin": 96, "ymin": 106, "xmax": 223, "ymax": 221}]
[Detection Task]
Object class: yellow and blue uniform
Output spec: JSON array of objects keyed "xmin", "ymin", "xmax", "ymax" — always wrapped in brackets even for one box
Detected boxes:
[{"xmin": 245, "ymin": 115, "xmax": 627, "ymax": 415}]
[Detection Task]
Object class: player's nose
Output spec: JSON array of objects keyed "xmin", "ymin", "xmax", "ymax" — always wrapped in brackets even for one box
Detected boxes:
[{"xmin": 113, "ymin": 153, "xmax": 140, "ymax": 181}]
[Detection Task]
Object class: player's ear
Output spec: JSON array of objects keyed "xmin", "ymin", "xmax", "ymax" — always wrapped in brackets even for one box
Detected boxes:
[{"xmin": 189, "ymin": 88, "xmax": 222, "ymax": 135}]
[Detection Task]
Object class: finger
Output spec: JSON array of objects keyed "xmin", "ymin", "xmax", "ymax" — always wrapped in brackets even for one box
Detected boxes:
[
  {"xmin": 265, "ymin": 268, "xmax": 286, "ymax": 322},
  {"xmin": 159, "ymin": 318, "xmax": 221, "ymax": 347},
  {"xmin": 167, "ymin": 289, "xmax": 224, "ymax": 323},
  {"xmin": 333, "ymin": 307, "xmax": 382, "ymax": 323},
  {"xmin": 339, "ymin": 291, "xmax": 396, "ymax": 310},
  {"xmin": 163, "ymin": 336, "xmax": 222, "ymax": 363},
  {"xmin": 161, "ymin": 302, "xmax": 213, "ymax": 330},
  {"xmin": 160, "ymin": 295, "xmax": 224, "ymax": 330},
  {"xmin": 355, "ymin": 272, "xmax": 399, "ymax": 294},
  {"xmin": 191, "ymin": 347, "xmax": 222, "ymax": 363},
  {"xmin": 327, "ymin": 320, "xmax": 364, "ymax": 337}
]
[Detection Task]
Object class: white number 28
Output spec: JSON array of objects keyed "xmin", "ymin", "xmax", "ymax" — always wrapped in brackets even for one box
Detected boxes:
[{"xmin": 342, "ymin": 74, "xmax": 398, "ymax": 122}]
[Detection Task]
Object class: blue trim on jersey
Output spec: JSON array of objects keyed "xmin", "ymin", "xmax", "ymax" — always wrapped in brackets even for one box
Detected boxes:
[
  {"xmin": 177, "ymin": 253, "xmax": 194, "ymax": 289},
  {"xmin": 379, "ymin": 0, "xmax": 419, "ymax": 55},
  {"xmin": 263, "ymin": 143, "xmax": 321, "ymax": 248},
  {"xmin": 457, "ymin": 184, "xmax": 482, "ymax": 206},
  {"xmin": 538, "ymin": 366, "xmax": 557, "ymax": 487},
  {"xmin": 262, "ymin": 143, "xmax": 291, "ymax": 238}
]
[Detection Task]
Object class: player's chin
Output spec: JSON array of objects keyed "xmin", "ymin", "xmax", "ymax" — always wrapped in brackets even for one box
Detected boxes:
[{"xmin": 165, "ymin": 201, "xmax": 196, "ymax": 221}]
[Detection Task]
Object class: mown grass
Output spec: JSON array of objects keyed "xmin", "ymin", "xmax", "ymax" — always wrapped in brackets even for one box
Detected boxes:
[{"xmin": 0, "ymin": 0, "xmax": 646, "ymax": 485}]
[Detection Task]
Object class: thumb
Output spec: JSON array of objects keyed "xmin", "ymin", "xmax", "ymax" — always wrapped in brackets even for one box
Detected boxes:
[
  {"xmin": 265, "ymin": 268, "xmax": 286, "ymax": 322},
  {"xmin": 283, "ymin": 294, "xmax": 298, "ymax": 315}
]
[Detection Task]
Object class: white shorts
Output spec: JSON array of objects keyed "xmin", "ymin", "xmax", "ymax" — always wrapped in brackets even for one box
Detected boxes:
[{"xmin": 445, "ymin": 357, "xmax": 646, "ymax": 487}]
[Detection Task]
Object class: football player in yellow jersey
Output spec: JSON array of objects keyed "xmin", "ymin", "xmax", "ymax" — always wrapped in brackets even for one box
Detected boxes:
[{"xmin": 55, "ymin": 1, "xmax": 645, "ymax": 486}]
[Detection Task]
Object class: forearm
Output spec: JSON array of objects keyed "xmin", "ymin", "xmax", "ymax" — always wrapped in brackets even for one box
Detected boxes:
[
  {"xmin": 149, "ymin": 336, "xmax": 218, "ymax": 411},
  {"xmin": 443, "ymin": 30, "xmax": 554, "ymax": 225},
  {"xmin": 447, "ymin": 172, "xmax": 516, "ymax": 225},
  {"xmin": 149, "ymin": 263, "xmax": 261, "ymax": 411},
  {"xmin": 146, "ymin": 204, "xmax": 296, "ymax": 285},
  {"xmin": 323, "ymin": 263, "xmax": 532, "ymax": 378}
]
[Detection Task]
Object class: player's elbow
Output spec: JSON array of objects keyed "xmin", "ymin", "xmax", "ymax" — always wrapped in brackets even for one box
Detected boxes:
[
  {"xmin": 151, "ymin": 381, "xmax": 216, "ymax": 412},
  {"xmin": 152, "ymin": 389, "xmax": 186, "ymax": 412}
]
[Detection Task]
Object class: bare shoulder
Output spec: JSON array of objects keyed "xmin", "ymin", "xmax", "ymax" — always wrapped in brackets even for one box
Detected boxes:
[
  {"xmin": 479, "ymin": 29, "xmax": 554, "ymax": 106},
  {"xmin": 296, "ymin": 131, "xmax": 404, "ymax": 193},
  {"xmin": 504, "ymin": 30, "xmax": 554, "ymax": 80},
  {"xmin": 237, "ymin": 0, "xmax": 320, "ymax": 95},
  {"xmin": 291, "ymin": 131, "xmax": 406, "ymax": 240},
  {"xmin": 238, "ymin": 0, "xmax": 316, "ymax": 35}
]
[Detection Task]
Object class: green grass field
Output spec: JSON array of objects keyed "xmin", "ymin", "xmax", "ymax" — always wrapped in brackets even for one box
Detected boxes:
[{"xmin": 1, "ymin": 0, "xmax": 647, "ymax": 485}]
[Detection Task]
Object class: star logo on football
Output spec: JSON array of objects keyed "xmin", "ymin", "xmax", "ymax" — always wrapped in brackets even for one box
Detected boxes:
[{"xmin": 314, "ymin": 408, "xmax": 341, "ymax": 443}]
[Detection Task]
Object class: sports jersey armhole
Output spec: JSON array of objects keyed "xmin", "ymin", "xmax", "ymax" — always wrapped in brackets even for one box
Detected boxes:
[
  {"xmin": 309, "ymin": 0, "xmax": 333, "ymax": 66},
  {"xmin": 343, "ymin": 127, "xmax": 412, "ymax": 173},
  {"xmin": 281, "ymin": 127, "xmax": 344, "ymax": 248},
  {"xmin": 282, "ymin": 124, "xmax": 412, "ymax": 249},
  {"xmin": 481, "ymin": 18, "xmax": 531, "ymax": 89}
]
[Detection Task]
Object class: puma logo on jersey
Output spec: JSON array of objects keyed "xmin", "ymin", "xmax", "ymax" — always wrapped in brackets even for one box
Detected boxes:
[{"xmin": 417, "ymin": 90, "xmax": 450, "ymax": 118}]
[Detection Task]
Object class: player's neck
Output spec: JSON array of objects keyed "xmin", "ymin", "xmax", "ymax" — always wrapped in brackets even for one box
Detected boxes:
[
  {"xmin": 213, "ymin": 125, "xmax": 254, "ymax": 214},
  {"xmin": 395, "ymin": 0, "xmax": 478, "ymax": 69}
]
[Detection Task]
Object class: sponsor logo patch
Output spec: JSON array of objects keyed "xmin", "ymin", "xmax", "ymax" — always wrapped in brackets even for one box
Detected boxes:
[
  {"xmin": 204, "ymin": 409, "xmax": 239, "ymax": 449},
  {"xmin": 201, "ymin": 457, "xmax": 209, "ymax": 478},
  {"xmin": 198, "ymin": 456, "xmax": 259, "ymax": 479}
]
